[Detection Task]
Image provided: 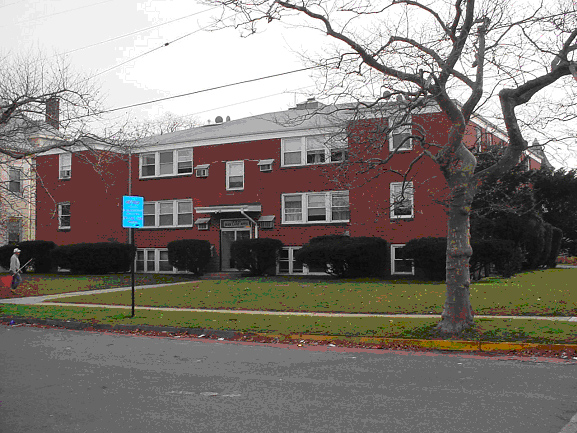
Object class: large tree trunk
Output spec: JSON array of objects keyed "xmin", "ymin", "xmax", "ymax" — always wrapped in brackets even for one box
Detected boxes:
[{"xmin": 436, "ymin": 151, "xmax": 477, "ymax": 334}]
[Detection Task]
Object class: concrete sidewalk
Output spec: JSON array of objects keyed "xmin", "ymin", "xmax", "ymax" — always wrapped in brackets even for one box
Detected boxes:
[{"xmin": 1, "ymin": 283, "xmax": 577, "ymax": 321}]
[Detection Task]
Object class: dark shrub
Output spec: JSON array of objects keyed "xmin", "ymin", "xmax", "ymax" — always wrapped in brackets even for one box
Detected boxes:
[
  {"xmin": 230, "ymin": 238, "xmax": 284, "ymax": 276},
  {"xmin": 402, "ymin": 237, "xmax": 446, "ymax": 281},
  {"xmin": 52, "ymin": 242, "xmax": 135, "ymax": 274},
  {"xmin": 547, "ymin": 227, "xmax": 564, "ymax": 268},
  {"xmin": 470, "ymin": 239, "xmax": 521, "ymax": 279},
  {"xmin": 522, "ymin": 216, "xmax": 546, "ymax": 270},
  {"xmin": 0, "ymin": 241, "xmax": 57, "ymax": 273},
  {"xmin": 538, "ymin": 223, "xmax": 553, "ymax": 268},
  {"xmin": 296, "ymin": 236, "xmax": 389, "ymax": 278},
  {"xmin": 167, "ymin": 239, "xmax": 211, "ymax": 276}
]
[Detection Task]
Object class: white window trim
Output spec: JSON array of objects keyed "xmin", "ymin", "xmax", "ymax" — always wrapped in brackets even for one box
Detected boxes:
[
  {"xmin": 277, "ymin": 246, "xmax": 327, "ymax": 275},
  {"xmin": 139, "ymin": 148, "xmax": 193, "ymax": 179},
  {"xmin": 281, "ymin": 191, "xmax": 350, "ymax": 224},
  {"xmin": 388, "ymin": 114, "xmax": 413, "ymax": 152},
  {"xmin": 391, "ymin": 244, "xmax": 415, "ymax": 275},
  {"xmin": 8, "ymin": 168, "xmax": 22, "ymax": 195},
  {"xmin": 58, "ymin": 202, "xmax": 71, "ymax": 230},
  {"xmin": 59, "ymin": 153, "xmax": 71, "ymax": 179},
  {"xmin": 142, "ymin": 199, "xmax": 193, "ymax": 228},
  {"xmin": 281, "ymin": 135, "xmax": 348, "ymax": 167},
  {"xmin": 135, "ymin": 248, "xmax": 179, "ymax": 273},
  {"xmin": 390, "ymin": 182, "xmax": 414, "ymax": 219},
  {"xmin": 226, "ymin": 160, "xmax": 244, "ymax": 191}
]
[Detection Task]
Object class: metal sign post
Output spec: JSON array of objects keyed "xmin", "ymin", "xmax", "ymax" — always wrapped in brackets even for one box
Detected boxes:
[{"xmin": 122, "ymin": 196, "xmax": 144, "ymax": 318}]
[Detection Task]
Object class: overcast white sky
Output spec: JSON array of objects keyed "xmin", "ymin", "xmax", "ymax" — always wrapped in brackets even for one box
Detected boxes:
[
  {"xmin": 3, "ymin": 0, "xmax": 576, "ymax": 169},
  {"xmin": 2, "ymin": 0, "xmax": 322, "ymax": 126}
]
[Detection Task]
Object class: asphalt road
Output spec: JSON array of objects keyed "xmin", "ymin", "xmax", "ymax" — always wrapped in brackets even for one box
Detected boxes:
[{"xmin": 1, "ymin": 324, "xmax": 576, "ymax": 433}]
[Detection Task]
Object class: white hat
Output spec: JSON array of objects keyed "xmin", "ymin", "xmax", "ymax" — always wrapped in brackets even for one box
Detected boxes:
[{"xmin": 13, "ymin": 248, "xmax": 21, "ymax": 253}]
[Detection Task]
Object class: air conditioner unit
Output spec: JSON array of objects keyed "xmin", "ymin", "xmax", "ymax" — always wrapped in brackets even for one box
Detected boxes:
[
  {"xmin": 259, "ymin": 163, "xmax": 272, "ymax": 172},
  {"xmin": 60, "ymin": 170, "xmax": 71, "ymax": 179},
  {"xmin": 195, "ymin": 168, "xmax": 209, "ymax": 178}
]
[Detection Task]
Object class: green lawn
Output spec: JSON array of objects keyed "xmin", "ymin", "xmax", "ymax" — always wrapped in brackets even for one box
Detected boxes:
[
  {"xmin": 2, "ymin": 268, "xmax": 576, "ymax": 344},
  {"xmin": 48, "ymin": 268, "xmax": 577, "ymax": 317},
  {"xmin": 4, "ymin": 273, "xmax": 197, "ymax": 297},
  {"xmin": 1, "ymin": 303, "xmax": 576, "ymax": 344}
]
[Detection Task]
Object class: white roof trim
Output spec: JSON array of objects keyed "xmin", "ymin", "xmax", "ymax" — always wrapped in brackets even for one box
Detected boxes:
[
  {"xmin": 257, "ymin": 159, "xmax": 274, "ymax": 166},
  {"xmin": 195, "ymin": 204, "xmax": 262, "ymax": 214},
  {"xmin": 195, "ymin": 164, "xmax": 210, "ymax": 169},
  {"xmin": 195, "ymin": 217, "xmax": 211, "ymax": 224},
  {"xmin": 258, "ymin": 215, "xmax": 275, "ymax": 222}
]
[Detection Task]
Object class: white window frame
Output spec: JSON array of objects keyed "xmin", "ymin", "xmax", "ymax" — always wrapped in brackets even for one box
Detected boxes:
[
  {"xmin": 58, "ymin": 202, "xmax": 71, "ymax": 230},
  {"xmin": 139, "ymin": 148, "xmax": 193, "ymax": 178},
  {"xmin": 281, "ymin": 191, "xmax": 350, "ymax": 224},
  {"xmin": 277, "ymin": 246, "xmax": 328, "ymax": 275},
  {"xmin": 142, "ymin": 199, "xmax": 193, "ymax": 228},
  {"xmin": 390, "ymin": 182, "xmax": 414, "ymax": 219},
  {"xmin": 7, "ymin": 218, "xmax": 22, "ymax": 243},
  {"xmin": 388, "ymin": 114, "xmax": 413, "ymax": 152},
  {"xmin": 281, "ymin": 135, "xmax": 348, "ymax": 167},
  {"xmin": 391, "ymin": 244, "xmax": 415, "ymax": 275},
  {"xmin": 59, "ymin": 153, "xmax": 71, "ymax": 179},
  {"xmin": 135, "ymin": 248, "xmax": 178, "ymax": 273},
  {"xmin": 226, "ymin": 160, "xmax": 244, "ymax": 191},
  {"xmin": 8, "ymin": 168, "xmax": 22, "ymax": 194}
]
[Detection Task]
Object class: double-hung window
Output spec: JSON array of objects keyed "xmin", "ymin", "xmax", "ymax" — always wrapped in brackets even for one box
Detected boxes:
[
  {"xmin": 139, "ymin": 148, "xmax": 193, "ymax": 178},
  {"xmin": 281, "ymin": 135, "xmax": 348, "ymax": 167},
  {"xmin": 142, "ymin": 199, "xmax": 193, "ymax": 228},
  {"xmin": 390, "ymin": 182, "xmax": 414, "ymax": 219},
  {"xmin": 8, "ymin": 168, "xmax": 22, "ymax": 194},
  {"xmin": 59, "ymin": 153, "xmax": 71, "ymax": 179},
  {"xmin": 389, "ymin": 114, "xmax": 413, "ymax": 151},
  {"xmin": 58, "ymin": 202, "xmax": 71, "ymax": 230},
  {"xmin": 226, "ymin": 161, "xmax": 244, "ymax": 190},
  {"xmin": 391, "ymin": 244, "xmax": 414, "ymax": 275},
  {"xmin": 281, "ymin": 191, "xmax": 350, "ymax": 224},
  {"xmin": 7, "ymin": 218, "xmax": 21, "ymax": 243}
]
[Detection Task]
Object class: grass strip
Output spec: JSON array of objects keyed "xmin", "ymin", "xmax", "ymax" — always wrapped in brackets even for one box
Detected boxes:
[
  {"xmin": 49, "ymin": 269, "xmax": 577, "ymax": 316},
  {"xmin": 2, "ymin": 304, "xmax": 576, "ymax": 344},
  {"xmin": 3, "ymin": 273, "xmax": 198, "ymax": 297}
]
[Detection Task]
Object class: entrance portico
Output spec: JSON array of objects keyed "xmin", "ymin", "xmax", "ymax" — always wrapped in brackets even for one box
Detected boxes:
[{"xmin": 194, "ymin": 203, "xmax": 261, "ymax": 271}]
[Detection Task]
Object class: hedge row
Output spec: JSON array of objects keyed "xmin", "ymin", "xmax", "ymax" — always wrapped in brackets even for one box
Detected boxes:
[
  {"xmin": 0, "ymin": 241, "xmax": 134, "ymax": 274},
  {"xmin": 51, "ymin": 243, "xmax": 136, "ymax": 274},
  {"xmin": 296, "ymin": 235, "xmax": 389, "ymax": 278}
]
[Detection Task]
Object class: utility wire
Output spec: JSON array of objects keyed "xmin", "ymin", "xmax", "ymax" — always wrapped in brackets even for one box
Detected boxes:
[
  {"xmin": 89, "ymin": 13, "xmax": 234, "ymax": 79},
  {"xmin": 86, "ymin": 66, "xmax": 324, "ymax": 117},
  {"xmin": 56, "ymin": 7, "xmax": 218, "ymax": 57},
  {"xmin": 0, "ymin": 0, "xmax": 115, "ymax": 28}
]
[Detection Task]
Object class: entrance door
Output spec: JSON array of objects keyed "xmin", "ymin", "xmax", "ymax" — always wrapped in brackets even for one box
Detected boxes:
[{"xmin": 220, "ymin": 229, "xmax": 251, "ymax": 270}]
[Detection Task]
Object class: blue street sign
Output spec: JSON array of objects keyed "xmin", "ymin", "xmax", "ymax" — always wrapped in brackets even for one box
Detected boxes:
[{"xmin": 122, "ymin": 196, "xmax": 144, "ymax": 228}]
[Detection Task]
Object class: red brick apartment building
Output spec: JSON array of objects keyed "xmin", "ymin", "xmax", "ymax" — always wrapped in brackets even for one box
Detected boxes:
[{"xmin": 35, "ymin": 100, "xmax": 545, "ymax": 275}]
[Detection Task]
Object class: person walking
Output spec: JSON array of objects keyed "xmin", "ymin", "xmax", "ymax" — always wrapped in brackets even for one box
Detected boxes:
[{"xmin": 10, "ymin": 248, "xmax": 22, "ymax": 293}]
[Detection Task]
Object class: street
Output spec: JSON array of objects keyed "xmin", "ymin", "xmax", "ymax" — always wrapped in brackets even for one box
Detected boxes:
[{"xmin": 1, "ymin": 324, "xmax": 576, "ymax": 433}]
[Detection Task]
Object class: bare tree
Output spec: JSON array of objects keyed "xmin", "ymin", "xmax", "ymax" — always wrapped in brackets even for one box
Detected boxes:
[
  {"xmin": 203, "ymin": 0, "xmax": 577, "ymax": 333},
  {"xmin": 0, "ymin": 51, "xmax": 127, "ymax": 243}
]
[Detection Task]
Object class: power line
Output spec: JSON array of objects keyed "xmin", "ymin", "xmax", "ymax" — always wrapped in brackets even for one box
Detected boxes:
[
  {"xmin": 56, "ymin": 7, "xmax": 218, "ymax": 58},
  {"xmin": 72, "ymin": 65, "xmax": 326, "ymax": 120},
  {"xmin": 0, "ymin": 0, "xmax": 115, "ymax": 28},
  {"xmin": 89, "ymin": 13, "xmax": 234, "ymax": 79}
]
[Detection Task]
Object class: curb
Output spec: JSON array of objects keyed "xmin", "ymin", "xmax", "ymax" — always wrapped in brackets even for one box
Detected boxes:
[
  {"xmin": 251, "ymin": 332, "xmax": 577, "ymax": 357},
  {"xmin": 2, "ymin": 315, "xmax": 577, "ymax": 358}
]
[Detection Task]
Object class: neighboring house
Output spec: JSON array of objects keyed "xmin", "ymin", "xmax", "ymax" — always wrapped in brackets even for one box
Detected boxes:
[
  {"xmin": 35, "ymin": 99, "xmax": 546, "ymax": 275},
  {"xmin": 0, "ymin": 98, "xmax": 63, "ymax": 246}
]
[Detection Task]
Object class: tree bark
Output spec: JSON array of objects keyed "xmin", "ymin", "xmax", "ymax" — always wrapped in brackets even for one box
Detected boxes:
[{"xmin": 437, "ymin": 146, "xmax": 477, "ymax": 334}]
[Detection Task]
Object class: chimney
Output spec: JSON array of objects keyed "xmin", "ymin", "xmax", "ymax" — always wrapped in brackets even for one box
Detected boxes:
[{"xmin": 45, "ymin": 97, "xmax": 59, "ymax": 130}]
